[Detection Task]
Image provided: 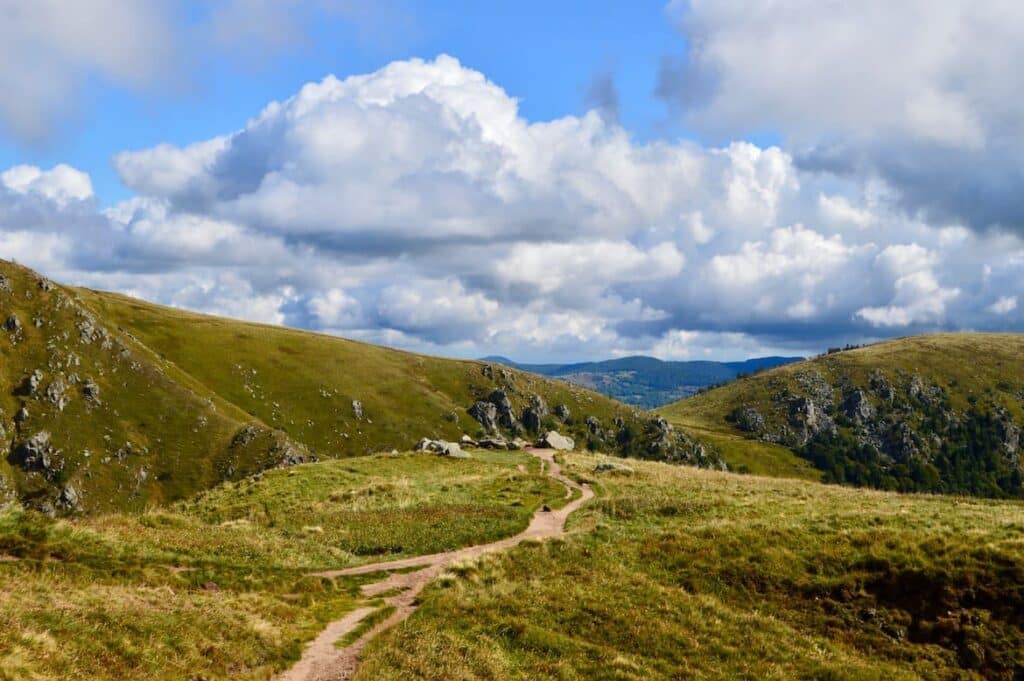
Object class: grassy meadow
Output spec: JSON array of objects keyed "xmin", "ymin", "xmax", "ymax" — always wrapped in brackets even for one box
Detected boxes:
[
  {"xmin": 356, "ymin": 452, "xmax": 1024, "ymax": 680},
  {"xmin": 0, "ymin": 449, "xmax": 564, "ymax": 680}
]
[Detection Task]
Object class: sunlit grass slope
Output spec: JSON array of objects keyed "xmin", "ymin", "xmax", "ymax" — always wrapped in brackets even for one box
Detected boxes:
[
  {"xmin": 0, "ymin": 449, "xmax": 563, "ymax": 680},
  {"xmin": 85, "ymin": 288, "xmax": 637, "ymax": 458},
  {"xmin": 356, "ymin": 452, "xmax": 1024, "ymax": 680},
  {"xmin": 0, "ymin": 259, "xmax": 649, "ymax": 512}
]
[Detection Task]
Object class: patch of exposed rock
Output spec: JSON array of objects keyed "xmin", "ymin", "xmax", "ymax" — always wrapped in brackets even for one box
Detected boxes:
[{"xmin": 415, "ymin": 438, "xmax": 470, "ymax": 458}]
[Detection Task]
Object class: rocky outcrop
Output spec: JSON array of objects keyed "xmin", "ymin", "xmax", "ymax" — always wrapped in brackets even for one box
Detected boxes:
[
  {"xmin": 476, "ymin": 436, "xmax": 509, "ymax": 449},
  {"xmin": 729, "ymin": 406, "xmax": 766, "ymax": 433},
  {"xmin": 17, "ymin": 369, "xmax": 43, "ymax": 396},
  {"xmin": 469, "ymin": 401, "xmax": 499, "ymax": 433},
  {"xmin": 45, "ymin": 378, "xmax": 69, "ymax": 411},
  {"xmin": 796, "ymin": 370, "xmax": 834, "ymax": 405},
  {"xmin": 488, "ymin": 389, "xmax": 519, "ymax": 431},
  {"xmin": 840, "ymin": 389, "xmax": 875, "ymax": 424},
  {"xmin": 56, "ymin": 484, "xmax": 81, "ymax": 512},
  {"xmin": 885, "ymin": 421, "xmax": 920, "ymax": 463},
  {"xmin": 554, "ymin": 404, "xmax": 571, "ymax": 422},
  {"xmin": 869, "ymin": 370, "xmax": 894, "ymax": 401},
  {"xmin": 15, "ymin": 431, "xmax": 55, "ymax": 471},
  {"xmin": 351, "ymin": 400, "xmax": 364, "ymax": 420},
  {"xmin": 788, "ymin": 396, "xmax": 835, "ymax": 445},
  {"xmin": 82, "ymin": 378, "xmax": 100, "ymax": 402},
  {"xmin": 640, "ymin": 417, "xmax": 727, "ymax": 470},
  {"xmin": 521, "ymin": 394, "xmax": 548, "ymax": 433}
]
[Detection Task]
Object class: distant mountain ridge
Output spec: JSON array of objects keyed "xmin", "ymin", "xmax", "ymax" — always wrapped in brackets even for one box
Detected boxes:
[{"xmin": 481, "ymin": 354, "xmax": 804, "ymax": 408}]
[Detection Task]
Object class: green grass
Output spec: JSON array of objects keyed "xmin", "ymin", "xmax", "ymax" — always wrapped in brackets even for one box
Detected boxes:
[
  {"xmin": 0, "ymin": 449, "xmax": 566, "ymax": 680},
  {"xmin": 355, "ymin": 452, "xmax": 1024, "ymax": 680},
  {"xmin": 0, "ymin": 259, "xmax": 664, "ymax": 513}
]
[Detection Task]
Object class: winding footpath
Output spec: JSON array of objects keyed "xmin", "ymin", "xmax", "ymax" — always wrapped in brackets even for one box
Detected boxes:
[{"xmin": 277, "ymin": 448, "xmax": 593, "ymax": 681}]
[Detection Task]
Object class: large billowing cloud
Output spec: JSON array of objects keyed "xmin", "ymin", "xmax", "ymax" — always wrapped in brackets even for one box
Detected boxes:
[
  {"xmin": 659, "ymin": 0, "xmax": 1024, "ymax": 235},
  {"xmin": 2, "ymin": 55, "xmax": 1023, "ymax": 360}
]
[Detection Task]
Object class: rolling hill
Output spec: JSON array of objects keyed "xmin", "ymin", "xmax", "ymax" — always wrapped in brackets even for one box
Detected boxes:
[
  {"xmin": 659, "ymin": 334, "xmax": 1024, "ymax": 496},
  {"xmin": 0, "ymin": 260, "xmax": 719, "ymax": 514},
  {"xmin": 483, "ymin": 354, "xmax": 802, "ymax": 408}
]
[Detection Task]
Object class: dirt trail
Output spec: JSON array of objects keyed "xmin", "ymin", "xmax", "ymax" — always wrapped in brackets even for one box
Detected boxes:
[{"xmin": 277, "ymin": 448, "xmax": 592, "ymax": 681}]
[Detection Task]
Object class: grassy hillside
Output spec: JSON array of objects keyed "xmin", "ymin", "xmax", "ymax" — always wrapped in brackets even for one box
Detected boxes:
[
  {"xmin": 0, "ymin": 260, "xmax": 717, "ymax": 514},
  {"xmin": 354, "ymin": 453, "xmax": 1024, "ymax": 680},
  {"xmin": 4, "ymin": 447, "xmax": 1023, "ymax": 679},
  {"xmin": 659, "ymin": 334, "xmax": 1024, "ymax": 495},
  {"xmin": 0, "ymin": 449, "xmax": 565, "ymax": 679}
]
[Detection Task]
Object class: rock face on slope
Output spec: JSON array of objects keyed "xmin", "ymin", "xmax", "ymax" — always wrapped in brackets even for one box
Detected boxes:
[{"xmin": 721, "ymin": 358, "xmax": 1024, "ymax": 497}]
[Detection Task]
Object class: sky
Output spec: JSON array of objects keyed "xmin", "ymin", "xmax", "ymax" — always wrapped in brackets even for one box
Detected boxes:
[{"xmin": 1, "ymin": 1, "xmax": 1022, "ymax": 363}]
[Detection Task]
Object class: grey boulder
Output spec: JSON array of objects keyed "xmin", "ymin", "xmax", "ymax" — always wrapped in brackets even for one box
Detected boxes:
[{"xmin": 537, "ymin": 431, "xmax": 574, "ymax": 451}]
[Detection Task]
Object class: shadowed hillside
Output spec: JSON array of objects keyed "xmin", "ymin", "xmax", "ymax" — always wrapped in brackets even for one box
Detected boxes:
[{"xmin": 659, "ymin": 334, "xmax": 1024, "ymax": 496}]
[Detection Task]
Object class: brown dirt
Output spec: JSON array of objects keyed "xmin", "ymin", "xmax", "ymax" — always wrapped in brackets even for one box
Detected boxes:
[{"xmin": 276, "ymin": 448, "xmax": 592, "ymax": 681}]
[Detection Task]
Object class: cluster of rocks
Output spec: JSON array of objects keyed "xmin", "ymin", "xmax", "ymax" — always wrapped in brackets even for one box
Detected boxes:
[
  {"xmin": 643, "ymin": 417, "xmax": 726, "ymax": 469},
  {"xmin": 460, "ymin": 434, "xmax": 529, "ymax": 450},
  {"xmin": 229, "ymin": 423, "xmax": 317, "ymax": 473},
  {"xmin": 467, "ymin": 364, "xmax": 726, "ymax": 470},
  {"xmin": 14, "ymin": 431, "xmax": 57, "ymax": 472},
  {"xmin": 469, "ymin": 388, "xmax": 567, "ymax": 437}
]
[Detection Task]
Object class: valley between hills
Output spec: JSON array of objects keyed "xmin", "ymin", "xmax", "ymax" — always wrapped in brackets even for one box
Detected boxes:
[{"xmin": 1, "ymin": 259, "xmax": 1023, "ymax": 680}]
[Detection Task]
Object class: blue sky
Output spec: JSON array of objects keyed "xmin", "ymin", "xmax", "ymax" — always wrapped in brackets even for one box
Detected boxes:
[
  {"xmin": 0, "ymin": 1, "xmax": 1022, "ymax": 362},
  {"xmin": 0, "ymin": 1, "xmax": 696, "ymax": 205}
]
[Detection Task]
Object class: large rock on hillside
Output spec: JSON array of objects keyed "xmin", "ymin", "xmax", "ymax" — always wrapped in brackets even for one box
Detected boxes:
[
  {"xmin": 729, "ymin": 406, "xmax": 765, "ymax": 433},
  {"xmin": 840, "ymin": 389, "xmax": 875, "ymax": 424},
  {"xmin": 469, "ymin": 401, "xmax": 499, "ymax": 433},
  {"xmin": 488, "ymin": 389, "xmax": 519, "ymax": 431},
  {"xmin": 537, "ymin": 431, "xmax": 574, "ymax": 451},
  {"xmin": 521, "ymin": 394, "xmax": 549, "ymax": 433},
  {"xmin": 788, "ymin": 396, "xmax": 835, "ymax": 445}
]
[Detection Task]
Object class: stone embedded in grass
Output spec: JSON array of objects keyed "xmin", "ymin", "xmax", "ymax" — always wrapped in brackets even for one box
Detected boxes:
[
  {"xmin": 594, "ymin": 461, "xmax": 634, "ymax": 475},
  {"xmin": 352, "ymin": 400, "xmax": 364, "ymax": 420},
  {"xmin": 415, "ymin": 438, "xmax": 470, "ymax": 458}
]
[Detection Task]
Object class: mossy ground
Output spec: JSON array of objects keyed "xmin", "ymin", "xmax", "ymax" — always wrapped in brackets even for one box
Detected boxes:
[
  {"xmin": 356, "ymin": 452, "xmax": 1024, "ymax": 680},
  {"xmin": 0, "ymin": 449, "xmax": 564, "ymax": 680}
]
